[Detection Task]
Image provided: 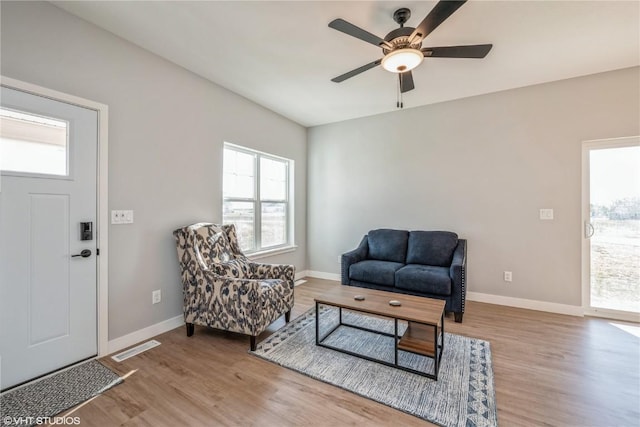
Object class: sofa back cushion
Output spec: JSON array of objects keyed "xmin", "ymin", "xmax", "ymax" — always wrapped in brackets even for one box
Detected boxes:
[
  {"xmin": 406, "ymin": 231, "xmax": 459, "ymax": 267},
  {"xmin": 192, "ymin": 224, "xmax": 234, "ymax": 266},
  {"xmin": 367, "ymin": 229, "xmax": 409, "ymax": 263}
]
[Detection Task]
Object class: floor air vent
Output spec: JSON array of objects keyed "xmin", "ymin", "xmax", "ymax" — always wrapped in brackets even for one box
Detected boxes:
[
  {"xmin": 111, "ymin": 340, "xmax": 161, "ymax": 362},
  {"xmin": 294, "ymin": 279, "xmax": 307, "ymax": 287}
]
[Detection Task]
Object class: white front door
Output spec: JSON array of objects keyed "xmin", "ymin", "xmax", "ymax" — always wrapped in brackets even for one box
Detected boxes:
[{"xmin": 0, "ymin": 86, "xmax": 98, "ymax": 390}]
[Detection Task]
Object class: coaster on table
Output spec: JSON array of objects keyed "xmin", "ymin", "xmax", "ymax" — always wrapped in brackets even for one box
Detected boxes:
[
  {"xmin": 389, "ymin": 300, "xmax": 402, "ymax": 306},
  {"xmin": 354, "ymin": 295, "xmax": 365, "ymax": 301}
]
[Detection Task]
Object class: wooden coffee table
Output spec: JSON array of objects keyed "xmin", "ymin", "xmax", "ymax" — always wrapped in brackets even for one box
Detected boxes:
[{"xmin": 315, "ymin": 286, "xmax": 445, "ymax": 380}]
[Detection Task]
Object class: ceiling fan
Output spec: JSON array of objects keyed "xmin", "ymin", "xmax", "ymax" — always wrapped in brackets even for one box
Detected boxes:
[{"xmin": 329, "ymin": 0, "xmax": 492, "ymax": 106}]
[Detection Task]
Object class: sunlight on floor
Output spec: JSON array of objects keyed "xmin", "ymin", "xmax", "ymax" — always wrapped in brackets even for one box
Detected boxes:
[{"xmin": 610, "ymin": 322, "xmax": 640, "ymax": 338}]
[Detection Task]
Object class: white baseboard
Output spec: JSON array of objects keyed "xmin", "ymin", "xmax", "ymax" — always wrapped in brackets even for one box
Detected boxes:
[
  {"xmin": 302, "ymin": 270, "xmax": 584, "ymax": 317},
  {"xmin": 306, "ymin": 270, "xmax": 341, "ymax": 281},
  {"xmin": 107, "ymin": 315, "xmax": 184, "ymax": 355},
  {"xmin": 466, "ymin": 292, "xmax": 583, "ymax": 317},
  {"xmin": 295, "ymin": 270, "xmax": 309, "ymax": 281}
]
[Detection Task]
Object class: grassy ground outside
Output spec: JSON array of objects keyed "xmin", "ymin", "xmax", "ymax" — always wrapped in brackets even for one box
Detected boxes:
[{"xmin": 590, "ymin": 219, "xmax": 640, "ymax": 312}]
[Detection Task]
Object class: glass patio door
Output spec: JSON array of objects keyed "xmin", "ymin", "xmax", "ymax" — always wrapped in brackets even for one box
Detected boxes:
[{"xmin": 582, "ymin": 137, "xmax": 640, "ymax": 321}]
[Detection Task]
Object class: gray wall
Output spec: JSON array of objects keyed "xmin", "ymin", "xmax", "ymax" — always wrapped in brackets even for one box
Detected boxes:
[
  {"xmin": 1, "ymin": 1, "xmax": 307, "ymax": 340},
  {"xmin": 308, "ymin": 67, "xmax": 639, "ymax": 306}
]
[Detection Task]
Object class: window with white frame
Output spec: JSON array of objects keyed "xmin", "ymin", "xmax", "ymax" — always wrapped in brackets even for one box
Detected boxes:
[{"xmin": 222, "ymin": 143, "xmax": 293, "ymax": 253}]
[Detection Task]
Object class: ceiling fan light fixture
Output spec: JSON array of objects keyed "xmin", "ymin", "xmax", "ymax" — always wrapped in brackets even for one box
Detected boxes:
[{"xmin": 381, "ymin": 48, "xmax": 424, "ymax": 73}]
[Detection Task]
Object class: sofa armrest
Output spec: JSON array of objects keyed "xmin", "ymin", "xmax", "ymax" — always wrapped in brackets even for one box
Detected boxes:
[
  {"xmin": 246, "ymin": 262, "xmax": 295, "ymax": 285},
  {"xmin": 341, "ymin": 235, "xmax": 369, "ymax": 285},
  {"xmin": 449, "ymin": 239, "xmax": 467, "ymax": 314}
]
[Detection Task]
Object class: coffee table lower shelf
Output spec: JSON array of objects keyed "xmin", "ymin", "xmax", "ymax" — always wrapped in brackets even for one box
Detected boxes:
[
  {"xmin": 315, "ymin": 303, "xmax": 445, "ymax": 380},
  {"xmin": 398, "ymin": 322, "xmax": 441, "ymax": 357}
]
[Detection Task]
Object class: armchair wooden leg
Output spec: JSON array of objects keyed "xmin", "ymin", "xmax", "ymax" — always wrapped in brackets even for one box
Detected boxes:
[
  {"xmin": 186, "ymin": 323, "xmax": 194, "ymax": 337},
  {"xmin": 285, "ymin": 310, "xmax": 291, "ymax": 323},
  {"xmin": 250, "ymin": 335, "xmax": 257, "ymax": 351},
  {"xmin": 454, "ymin": 312, "xmax": 464, "ymax": 323}
]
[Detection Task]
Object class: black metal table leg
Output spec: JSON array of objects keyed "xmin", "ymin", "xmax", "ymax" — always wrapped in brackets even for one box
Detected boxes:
[
  {"xmin": 440, "ymin": 311, "xmax": 445, "ymax": 360},
  {"xmin": 394, "ymin": 318, "xmax": 398, "ymax": 366},
  {"xmin": 434, "ymin": 318, "xmax": 439, "ymax": 379},
  {"xmin": 315, "ymin": 301, "xmax": 319, "ymax": 345},
  {"xmin": 433, "ymin": 311, "xmax": 445, "ymax": 380}
]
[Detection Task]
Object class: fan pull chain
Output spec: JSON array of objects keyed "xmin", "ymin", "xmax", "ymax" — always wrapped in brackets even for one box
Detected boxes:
[{"xmin": 397, "ymin": 75, "xmax": 404, "ymax": 109}]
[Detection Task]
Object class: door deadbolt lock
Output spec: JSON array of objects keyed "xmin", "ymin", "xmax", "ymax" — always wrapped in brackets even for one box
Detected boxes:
[{"xmin": 80, "ymin": 222, "xmax": 93, "ymax": 241}]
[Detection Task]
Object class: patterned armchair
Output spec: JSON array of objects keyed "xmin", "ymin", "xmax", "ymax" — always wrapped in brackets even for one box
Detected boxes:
[{"xmin": 173, "ymin": 223, "xmax": 295, "ymax": 350}]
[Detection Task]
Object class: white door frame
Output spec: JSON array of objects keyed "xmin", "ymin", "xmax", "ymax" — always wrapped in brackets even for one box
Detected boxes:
[
  {"xmin": 581, "ymin": 135, "xmax": 640, "ymax": 323},
  {"xmin": 1, "ymin": 76, "xmax": 110, "ymax": 356}
]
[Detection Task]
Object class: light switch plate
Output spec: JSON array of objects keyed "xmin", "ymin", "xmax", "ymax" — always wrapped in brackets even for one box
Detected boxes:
[
  {"xmin": 539, "ymin": 208, "xmax": 554, "ymax": 220},
  {"xmin": 111, "ymin": 210, "xmax": 134, "ymax": 224}
]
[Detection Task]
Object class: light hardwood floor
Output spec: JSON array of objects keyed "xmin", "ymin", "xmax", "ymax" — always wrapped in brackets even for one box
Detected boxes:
[{"xmin": 73, "ymin": 278, "xmax": 639, "ymax": 426}]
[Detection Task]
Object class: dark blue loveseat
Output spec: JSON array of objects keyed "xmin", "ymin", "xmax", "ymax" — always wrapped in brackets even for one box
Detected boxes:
[{"xmin": 341, "ymin": 229, "xmax": 467, "ymax": 322}]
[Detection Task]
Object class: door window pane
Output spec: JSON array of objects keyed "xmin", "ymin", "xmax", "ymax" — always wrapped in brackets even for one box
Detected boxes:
[
  {"xmin": 589, "ymin": 146, "xmax": 640, "ymax": 313},
  {"xmin": 261, "ymin": 202, "xmax": 286, "ymax": 248},
  {"xmin": 223, "ymin": 201, "xmax": 255, "ymax": 252},
  {"xmin": 0, "ymin": 109, "xmax": 68, "ymax": 176}
]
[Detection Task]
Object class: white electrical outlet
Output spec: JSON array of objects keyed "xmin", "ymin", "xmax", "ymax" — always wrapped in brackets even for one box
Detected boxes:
[
  {"xmin": 504, "ymin": 271, "xmax": 513, "ymax": 282},
  {"xmin": 152, "ymin": 290, "xmax": 161, "ymax": 304}
]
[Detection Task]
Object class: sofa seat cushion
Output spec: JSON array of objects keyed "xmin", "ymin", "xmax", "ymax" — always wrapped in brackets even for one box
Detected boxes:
[
  {"xmin": 406, "ymin": 231, "xmax": 459, "ymax": 267},
  {"xmin": 349, "ymin": 260, "xmax": 404, "ymax": 287},
  {"xmin": 368, "ymin": 229, "xmax": 409, "ymax": 263},
  {"xmin": 395, "ymin": 264, "xmax": 452, "ymax": 295}
]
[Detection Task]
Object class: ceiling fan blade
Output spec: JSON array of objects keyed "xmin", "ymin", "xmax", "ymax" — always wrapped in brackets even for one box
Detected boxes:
[
  {"xmin": 331, "ymin": 59, "xmax": 382, "ymax": 83},
  {"xmin": 329, "ymin": 19, "xmax": 392, "ymax": 48},
  {"xmin": 409, "ymin": 1, "xmax": 467, "ymax": 44},
  {"xmin": 399, "ymin": 71, "xmax": 415, "ymax": 93},
  {"xmin": 422, "ymin": 44, "xmax": 493, "ymax": 58}
]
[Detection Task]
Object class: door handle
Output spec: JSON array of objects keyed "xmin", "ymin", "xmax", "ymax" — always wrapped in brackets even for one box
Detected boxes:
[
  {"xmin": 584, "ymin": 222, "xmax": 595, "ymax": 238},
  {"xmin": 71, "ymin": 249, "xmax": 92, "ymax": 258}
]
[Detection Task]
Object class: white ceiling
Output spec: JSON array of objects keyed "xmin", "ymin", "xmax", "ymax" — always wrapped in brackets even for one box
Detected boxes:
[{"xmin": 52, "ymin": 1, "xmax": 640, "ymax": 127}]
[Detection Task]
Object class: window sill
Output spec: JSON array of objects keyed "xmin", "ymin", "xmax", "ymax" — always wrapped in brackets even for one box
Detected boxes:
[{"xmin": 247, "ymin": 245, "xmax": 298, "ymax": 261}]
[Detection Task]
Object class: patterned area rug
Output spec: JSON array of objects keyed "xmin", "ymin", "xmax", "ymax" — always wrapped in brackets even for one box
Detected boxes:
[
  {"xmin": 253, "ymin": 307, "xmax": 497, "ymax": 427},
  {"xmin": 0, "ymin": 360, "xmax": 122, "ymax": 426}
]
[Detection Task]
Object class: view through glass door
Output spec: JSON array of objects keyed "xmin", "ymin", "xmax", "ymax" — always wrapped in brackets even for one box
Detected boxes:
[{"xmin": 583, "ymin": 137, "xmax": 639, "ymax": 320}]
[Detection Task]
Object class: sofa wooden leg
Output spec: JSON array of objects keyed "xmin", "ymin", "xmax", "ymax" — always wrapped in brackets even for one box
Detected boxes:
[
  {"xmin": 285, "ymin": 310, "xmax": 291, "ymax": 323},
  {"xmin": 186, "ymin": 323, "xmax": 194, "ymax": 337},
  {"xmin": 250, "ymin": 335, "xmax": 257, "ymax": 351},
  {"xmin": 454, "ymin": 312, "xmax": 463, "ymax": 323}
]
